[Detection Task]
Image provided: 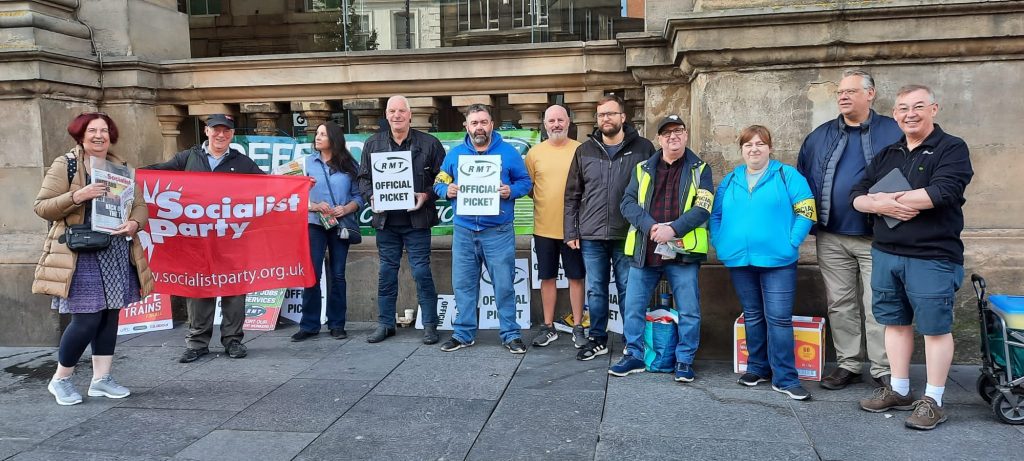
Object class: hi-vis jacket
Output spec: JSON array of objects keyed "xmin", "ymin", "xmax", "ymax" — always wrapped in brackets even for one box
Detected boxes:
[{"xmin": 620, "ymin": 148, "xmax": 714, "ymax": 267}]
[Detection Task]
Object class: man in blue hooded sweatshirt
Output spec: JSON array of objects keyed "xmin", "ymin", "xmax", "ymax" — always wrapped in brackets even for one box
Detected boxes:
[{"xmin": 433, "ymin": 104, "xmax": 533, "ymax": 354}]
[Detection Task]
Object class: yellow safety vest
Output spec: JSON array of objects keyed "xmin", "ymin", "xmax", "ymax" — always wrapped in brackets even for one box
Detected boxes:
[{"xmin": 624, "ymin": 161, "xmax": 710, "ymax": 256}]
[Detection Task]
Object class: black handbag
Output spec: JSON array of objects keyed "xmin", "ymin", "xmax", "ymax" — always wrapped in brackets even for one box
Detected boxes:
[
  {"xmin": 338, "ymin": 224, "xmax": 362, "ymax": 245},
  {"xmin": 62, "ymin": 223, "xmax": 111, "ymax": 252}
]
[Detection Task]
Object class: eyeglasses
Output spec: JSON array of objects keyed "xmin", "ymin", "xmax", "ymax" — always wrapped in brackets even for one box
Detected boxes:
[
  {"xmin": 894, "ymin": 103, "xmax": 935, "ymax": 115},
  {"xmin": 659, "ymin": 128, "xmax": 687, "ymax": 138},
  {"xmin": 596, "ymin": 112, "xmax": 623, "ymax": 119},
  {"xmin": 835, "ymin": 89, "xmax": 862, "ymax": 97}
]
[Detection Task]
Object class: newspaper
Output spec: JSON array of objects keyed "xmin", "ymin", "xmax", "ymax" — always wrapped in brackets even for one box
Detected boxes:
[
  {"xmin": 272, "ymin": 154, "xmax": 336, "ymax": 228},
  {"xmin": 90, "ymin": 157, "xmax": 134, "ymax": 234}
]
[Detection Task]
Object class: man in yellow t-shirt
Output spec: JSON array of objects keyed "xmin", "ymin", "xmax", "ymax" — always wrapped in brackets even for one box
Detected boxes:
[{"xmin": 525, "ymin": 105, "xmax": 587, "ymax": 349}]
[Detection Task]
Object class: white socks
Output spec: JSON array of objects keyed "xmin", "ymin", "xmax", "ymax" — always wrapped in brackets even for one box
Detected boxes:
[
  {"xmin": 890, "ymin": 377, "xmax": 911, "ymax": 396},
  {"xmin": 925, "ymin": 384, "xmax": 945, "ymax": 406}
]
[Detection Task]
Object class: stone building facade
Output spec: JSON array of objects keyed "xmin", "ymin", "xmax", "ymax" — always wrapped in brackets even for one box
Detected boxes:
[{"xmin": 2, "ymin": 0, "xmax": 1021, "ymax": 363}]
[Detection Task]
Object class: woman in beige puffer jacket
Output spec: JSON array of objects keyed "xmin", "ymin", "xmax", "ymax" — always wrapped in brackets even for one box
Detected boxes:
[{"xmin": 33, "ymin": 113, "xmax": 153, "ymax": 406}]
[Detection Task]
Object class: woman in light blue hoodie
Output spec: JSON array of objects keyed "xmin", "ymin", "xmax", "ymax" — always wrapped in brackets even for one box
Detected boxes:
[{"xmin": 710, "ymin": 125, "xmax": 816, "ymax": 400}]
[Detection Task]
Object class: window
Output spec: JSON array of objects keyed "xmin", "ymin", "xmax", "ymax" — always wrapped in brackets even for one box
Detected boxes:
[
  {"xmin": 188, "ymin": 0, "xmax": 221, "ymax": 15},
  {"xmin": 393, "ymin": 11, "xmax": 416, "ymax": 49},
  {"xmin": 458, "ymin": 0, "xmax": 500, "ymax": 32},
  {"xmin": 306, "ymin": 0, "xmax": 342, "ymax": 11},
  {"xmin": 512, "ymin": 0, "xmax": 549, "ymax": 29},
  {"xmin": 351, "ymin": 13, "xmax": 372, "ymax": 49}
]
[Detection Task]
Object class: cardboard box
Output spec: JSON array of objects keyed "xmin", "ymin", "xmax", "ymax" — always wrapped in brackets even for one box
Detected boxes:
[{"xmin": 734, "ymin": 315, "xmax": 826, "ymax": 381}]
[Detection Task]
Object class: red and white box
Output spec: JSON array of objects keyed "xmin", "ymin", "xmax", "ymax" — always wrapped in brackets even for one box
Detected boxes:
[{"xmin": 734, "ymin": 315, "xmax": 826, "ymax": 381}]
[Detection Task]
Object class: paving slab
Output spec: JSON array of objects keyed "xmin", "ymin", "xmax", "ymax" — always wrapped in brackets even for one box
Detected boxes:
[
  {"xmin": 594, "ymin": 433, "xmax": 819, "ymax": 461},
  {"xmin": 295, "ymin": 394, "xmax": 494, "ymax": 461},
  {"xmin": 296, "ymin": 340, "xmax": 418, "ymax": 381},
  {"xmin": 43, "ymin": 408, "xmax": 235, "ymax": 458},
  {"xmin": 220, "ymin": 378, "xmax": 375, "ymax": 432},
  {"xmin": 603, "ymin": 371, "xmax": 809, "ymax": 443},
  {"xmin": 118, "ymin": 379, "xmax": 278, "ymax": 411},
  {"xmin": 467, "ymin": 388, "xmax": 604, "ymax": 461},
  {"xmin": 371, "ymin": 355, "xmax": 521, "ymax": 400},
  {"xmin": 800, "ymin": 399, "xmax": 1024, "ymax": 459},
  {"xmin": 506, "ymin": 342, "xmax": 609, "ymax": 394},
  {"xmin": 173, "ymin": 429, "xmax": 318, "ymax": 461},
  {"xmin": 10, "ymin": 449, "xmax": 172, "ymax": 461},
  {"xmin": 176, "ymin": 357, "xmax": 319, "ymax": 383},
  {"xmin": 0, "ymin": 384, "xmax": 132, "ymax": 440},
  {"xmin": 241, "ymin": 332, "xmax": 347, "ymax": 360}
]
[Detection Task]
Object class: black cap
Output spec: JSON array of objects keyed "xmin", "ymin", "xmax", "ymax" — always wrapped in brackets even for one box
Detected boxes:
[
  {"xmin": 205, "ymin": 114, "xmax": 235, "ymax": 129},
  {"xmin": 656, "ymin": 114, "xmax": 686, "ymax": 134}
]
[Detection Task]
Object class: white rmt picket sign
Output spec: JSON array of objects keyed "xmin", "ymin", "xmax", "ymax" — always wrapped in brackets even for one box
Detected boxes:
[
  {"xmin": 417, "ymin": 258, "xmax": 531, "ymax": 330},
  {"xmin": 456, "ymin": 155, "xmax": 501, "ymax": 216},
  {"xmin": 370, "ymin": 151, "xmax": 415, "ymax": 211}
]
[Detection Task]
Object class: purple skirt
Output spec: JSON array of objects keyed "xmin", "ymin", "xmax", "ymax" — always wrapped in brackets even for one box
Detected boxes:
[{"xmin": 52, "ymin": 236, "xmax": 141, "ymax": 314}]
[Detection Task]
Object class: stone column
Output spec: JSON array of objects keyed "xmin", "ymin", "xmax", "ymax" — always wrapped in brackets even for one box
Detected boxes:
[
  {"xmin": 407, "ymin": 97, "xmax": 440, "ymax": 132},
  {"xmin": 565, "ymin": 90, "xmax": 604, "ymax": 141},
  {"xmin": 240, "ymin": 102, "xmax": 286, "ymax": 136},
  {"xmin": 507, "ymin": 93, "xmax": 549, "ymax": 131},
  {"xmin": 451, "ymin": 95, "xmax": 494, "ymax": 117},
  {"xmin": 155, "ymin": 105, "xmax": 186, "ymax": 160},
  {"xmin": 624, "ymin": 88, "xmax": 646, "ymax": 138},
  {"xmin": 343, "ymin": 98, "xmax": 383, "ymax": 134},
  {"xmin": 290, "ymin": 101, "xmax": 337, "ymax": 135}
]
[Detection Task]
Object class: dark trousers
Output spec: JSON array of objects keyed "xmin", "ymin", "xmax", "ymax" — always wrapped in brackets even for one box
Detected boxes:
[{"xmin": 185, "ymin": 295, "xmax": 245, "ymax": 349}]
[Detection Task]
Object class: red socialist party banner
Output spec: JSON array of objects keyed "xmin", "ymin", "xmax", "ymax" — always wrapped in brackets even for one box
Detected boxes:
[{"xmin": 136, "ymin": 170, "xmax": 315, "ymax": 297}]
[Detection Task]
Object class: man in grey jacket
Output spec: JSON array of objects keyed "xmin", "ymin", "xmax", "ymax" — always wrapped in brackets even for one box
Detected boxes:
[{"xmin": 564, "ymin": 94, "xmax": 655, "ymax": 361}]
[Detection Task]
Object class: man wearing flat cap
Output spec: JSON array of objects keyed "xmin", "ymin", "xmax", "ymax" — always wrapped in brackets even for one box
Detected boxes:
[
  {"xmin": 611, "ymin": 114, "xmax": 714, "ymax": 382},
  {"xmin": 145, "ymin": 114, "xmax": 264, "ymax": 363}
]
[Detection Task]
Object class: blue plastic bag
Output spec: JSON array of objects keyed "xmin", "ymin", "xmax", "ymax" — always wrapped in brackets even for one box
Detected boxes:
[{"xmin": 643, "ymin": 307, "xmax": 679, "ymax": 372}]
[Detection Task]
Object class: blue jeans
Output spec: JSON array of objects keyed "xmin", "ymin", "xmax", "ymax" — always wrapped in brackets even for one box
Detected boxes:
[
  {"xmin": 580, "ymin": 239, "xmax": 630, "ymax": 344},
  {"xmin": 451, "ymin": 223, "xmax": 520, "ymax": 344},
  {"xmin": 622, "ymin": 263, "xmax": 702, "ymax": 364},
  {"xmin": 728, "ymin": 263, "xmax": 800, "ymax": 389},
  {"xmin": 376, "ymin": 225, "xmax": 438, "ymax": 328},
  {"xmin": 301, "ymin": 224, "xmax": 350, "ymax": 332}
]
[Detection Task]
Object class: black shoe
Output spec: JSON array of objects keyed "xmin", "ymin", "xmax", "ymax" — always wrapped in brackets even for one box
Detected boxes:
[
  {"xmin": 330, "ymin": 328, "xmax": 347, "ymax": 339},
  {"xmin": 440, "ymin": 336, "xmax": 475, "ymax": 352},
  {"xmin": 291, "ymin": 330, "xmax": 319, "ymax": 342},
  {"xmin": 422, "ymin": 324, "xmax": 439, "ymax": 345},
  {"xmin": 773, "ymin": 384, "xmax": 811, "ymax": 401},
  {"xmin": 820, "ymin": 368, "xmax": 862, "ymax": 390},
  {"xmin": 366, "ymin": 326, "xmax": 396, "ymax": 343},
  {"xmin": 504, "ymin": 338, "xmax": 527, "ymax": 354},
  {"xmin": 576, "ymin": 339, "xmax": 609, "ymax": 361},
  {"xmin": 871, "ymin": 374, "xmax": 891, "ymax": 388},
  {"xmin": 737, "ymin": 372, "xmax": 769, "ymax": 387},
  {"xmin": 178, "ymin": 347, "xmax": 209, "ymax": 363},
  {"xmin": 225, "ymin": 340, "xmax": 247, "ymax": 359}
]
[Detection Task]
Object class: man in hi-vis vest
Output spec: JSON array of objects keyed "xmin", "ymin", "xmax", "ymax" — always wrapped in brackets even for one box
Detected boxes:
[{"xmin": 611, "ymin": 115, "xmax": 714, "ymax": 382}]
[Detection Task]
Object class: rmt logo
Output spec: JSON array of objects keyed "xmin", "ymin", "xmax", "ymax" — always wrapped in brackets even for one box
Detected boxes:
[
  {"xmin": 373, "ymin": 157, "xmax": 410, "ymax": 174},
  {"xmin": 459, "ymin": 159, "xmax": 499, "ymax": 178}
]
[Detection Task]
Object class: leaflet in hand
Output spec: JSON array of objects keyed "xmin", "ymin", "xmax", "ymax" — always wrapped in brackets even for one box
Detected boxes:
[
  {"xmin": 273, "ymin": 155, "xmax": 307, "ymax": 176},
  {"xmin": 90, "ymin": 157, "xmax": 134, "ymax": 234}
]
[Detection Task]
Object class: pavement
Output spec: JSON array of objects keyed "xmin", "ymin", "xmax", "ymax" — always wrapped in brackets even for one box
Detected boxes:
[{"xmin": 1, "ymin": 321, "xmax": 1022, "ymax": 461}]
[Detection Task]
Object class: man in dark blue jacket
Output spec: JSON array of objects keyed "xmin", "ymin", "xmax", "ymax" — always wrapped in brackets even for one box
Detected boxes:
[
  {"xmin": 432, "ymin": 104, "xmax": 532, "ymax": 354},
  {"xmin": 852, "ymin": 84, "xmax": 973, "ymax": 430},
  {"xmin": 613, "ymin": 115, "xmax": 713, "ymax": 381},
  {"xmin": 797, "ymin": 70, "xmax": 903, "ymax": 390}
]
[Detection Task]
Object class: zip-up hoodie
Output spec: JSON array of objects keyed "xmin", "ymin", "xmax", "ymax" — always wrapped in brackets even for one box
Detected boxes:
[
  {"xmin": 433, "ymin": 131, "xmax": 531, "ymax": 231},
  {"xmin": 563, "ymin": 124, "xmax": 656, "ymax": 241},
  {"xmin": 710, "ymin": 159, "xmax": 815, "ymax": 268}
]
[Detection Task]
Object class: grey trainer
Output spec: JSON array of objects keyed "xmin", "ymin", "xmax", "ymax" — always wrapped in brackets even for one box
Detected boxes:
[
  {"xmin": 572, "ymin": 325, "xmax": 587, "ymax": 349},
  {"xmin": 47, "ymin": 377, "xmax": 83, "ymax": 406},
  {"xmin": 88, "ymin": 374, "xmax": 131, "ymax": 399},
  {"xmin": 531, "ymin": 325, "xmax": 558, "ymax": 347}
]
